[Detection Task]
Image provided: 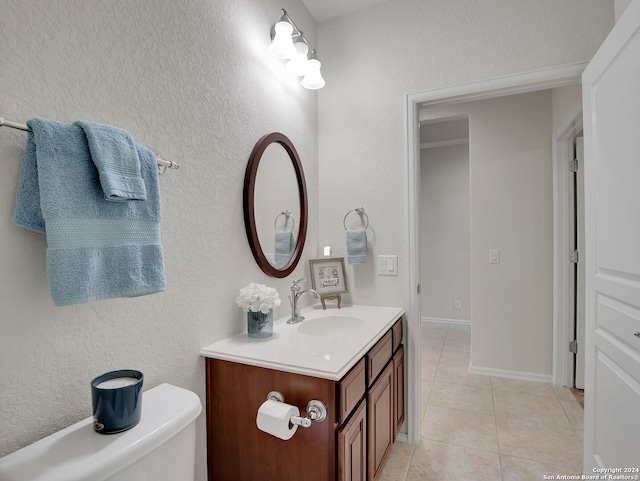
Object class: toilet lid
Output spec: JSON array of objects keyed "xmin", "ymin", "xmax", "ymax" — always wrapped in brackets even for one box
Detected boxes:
[{"xmin": 0, "ymin": 384, "xmax": 201, "ymax": 481}]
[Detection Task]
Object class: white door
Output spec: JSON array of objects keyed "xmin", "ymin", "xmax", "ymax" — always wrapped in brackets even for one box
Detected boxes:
[{"xmin": 582, "ymin": 0, "xmax": 640, "ymax": 470}]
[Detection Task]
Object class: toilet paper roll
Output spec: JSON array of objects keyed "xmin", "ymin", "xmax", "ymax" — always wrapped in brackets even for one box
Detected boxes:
[{"xmin": 256, "ymin": 399, "xmax": 299, "ymax": 440}]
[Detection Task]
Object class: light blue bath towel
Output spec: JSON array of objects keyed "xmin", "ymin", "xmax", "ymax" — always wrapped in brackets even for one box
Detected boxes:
[
  {"xmin": 13, "ymin": 118, "xmax": 166, "ymax": 306},
  {"xmin": 274, "ymin": 229, "xmax": 294, "ymax": 263},
  {"xmin": 74, "ymin": 120, "xmax": 147, "ymax": 202},
  {"xmin": 346, "ymin": 228, "xmax": 367, "ymax": 264}
]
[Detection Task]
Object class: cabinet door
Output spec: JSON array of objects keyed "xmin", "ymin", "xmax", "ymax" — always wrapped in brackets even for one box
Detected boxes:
[
  {"xmin": 339, "ymin": 401, "xmax": 367, "ymax": 481},
  {"xmin": 367, "ymin": 362, "xmax": 394, "ymax": 481},
  {"xmin": 393, "ymin": 345, "xmax": 405, "ymax": 438}
]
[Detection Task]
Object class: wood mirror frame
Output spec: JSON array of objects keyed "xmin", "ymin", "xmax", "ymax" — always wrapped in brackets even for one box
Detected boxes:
[{"xmin": 243, "ymin": 132, "xmax": 308, "ymax": 278}]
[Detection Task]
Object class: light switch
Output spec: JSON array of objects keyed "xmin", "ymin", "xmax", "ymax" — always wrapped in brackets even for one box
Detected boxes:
[
  {"xmin": 378, "ymin": 255, "xmax": 398, "ymax": 276},
  {"xmin": 489, "ymin": 249, "xmax": 500, "ymax": 264}
]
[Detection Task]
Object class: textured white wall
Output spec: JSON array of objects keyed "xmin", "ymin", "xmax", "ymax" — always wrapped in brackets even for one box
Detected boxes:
[
  {"xmin": 317, "ymin": 0, "xmax": 613, "ymax": 374},
  {"xmin": 420, "ymin": 144, "xmax": 471, "ymax": 322},
  {"xmin": 552, "ymin": 85, "xmax": 583, "ymax": 129},
  {"xmin": 0, "ymin": 1, "xmax": 318, "ymax": 478}
]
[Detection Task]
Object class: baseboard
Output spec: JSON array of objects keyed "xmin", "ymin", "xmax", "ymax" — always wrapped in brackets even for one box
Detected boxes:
[
  {"xmin": 468, "ymin": 365, "xmax": 552, "ymax": 383},
  {"xmin": 421, "ymin": 317, "xmax": 471, "ymax": 326},
  {"xmin": 395, "ymin": 432, "xmax": 409, "ymax": 444}
]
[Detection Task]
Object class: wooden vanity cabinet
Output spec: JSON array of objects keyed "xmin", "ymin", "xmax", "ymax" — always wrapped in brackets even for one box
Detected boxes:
[
  {"xmin": 206, "ymin": 359, "xmax": 340, "ymax": 481},
  {"xmin": 205, "ymin": 316, "xmax": 405, "ymax": 481}
]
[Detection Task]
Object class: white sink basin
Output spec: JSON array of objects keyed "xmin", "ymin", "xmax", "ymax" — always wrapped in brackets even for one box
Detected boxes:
[{"xmin": 297, "ymin": 316, "xmax": 367, "ymax": 337}]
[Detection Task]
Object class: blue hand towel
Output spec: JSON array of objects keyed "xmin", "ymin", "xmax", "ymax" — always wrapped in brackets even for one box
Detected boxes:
[
  {"xmin": 274, "ymin": 229, "xmax": 294, "ymax": 263},
  {"xmin": 74, "ymin": 120, "xmax": 147, "ymax": 202},
  {"xmin": 13, "ymin": 118, "xmax": 165, "ymax": 306},
  {"xmin": 346, "ymin": 228, "xmax": 367, "ymax": 264}
]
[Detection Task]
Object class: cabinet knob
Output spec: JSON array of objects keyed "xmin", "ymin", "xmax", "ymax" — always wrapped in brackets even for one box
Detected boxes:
[{"xmin": 634, "ymin": 331, "xmax": 640, "ymax": 339}]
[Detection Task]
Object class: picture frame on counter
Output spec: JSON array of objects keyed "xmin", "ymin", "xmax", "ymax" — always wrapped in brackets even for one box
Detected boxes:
[{"xmin": 309, "ymin": 257, "xmax": 347, "ymax": 309}]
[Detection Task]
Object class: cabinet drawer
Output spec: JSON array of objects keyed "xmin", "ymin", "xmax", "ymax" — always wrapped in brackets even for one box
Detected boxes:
[
  {"xmin": 367, "ymin": 330, "xmax": 393, "ymax": 386},
  {"xmin": 340, "ymin": 358, "xmax": 366, "ymax": 423},
  {"xmin": 392, "ymin": 318, "xmax": 403, "ymax": 353}
]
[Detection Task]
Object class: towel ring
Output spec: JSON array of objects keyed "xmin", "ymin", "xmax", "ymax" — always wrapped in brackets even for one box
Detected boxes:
[
  {"xmin": 275, "ymin": 210, "xmax": 295, "ymax": 232},
  {"xmin": 343, "ymin": 207, "xmax": 369, "ymax": 231}
]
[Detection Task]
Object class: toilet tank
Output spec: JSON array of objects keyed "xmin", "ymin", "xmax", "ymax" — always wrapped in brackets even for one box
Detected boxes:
[{"xmin": 0, "ymin": 383, "xmax": 202, "ymax": 481}]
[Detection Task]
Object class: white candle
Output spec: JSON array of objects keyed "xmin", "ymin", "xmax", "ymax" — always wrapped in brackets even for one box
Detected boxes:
[{"xmin": 96, "ymin": 377, "xmax": 139, "ymax": 389}]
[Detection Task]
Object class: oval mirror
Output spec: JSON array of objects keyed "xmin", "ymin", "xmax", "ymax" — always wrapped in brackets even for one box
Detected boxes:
[{"xmin": 243, "ymin": 132, "xmax": 308, "ymax": 278}]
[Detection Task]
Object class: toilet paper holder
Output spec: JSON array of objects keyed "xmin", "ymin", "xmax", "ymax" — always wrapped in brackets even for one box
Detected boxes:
[{"xmin": 266, "ymin": 391, "xmax": 327, "ymax": 428}]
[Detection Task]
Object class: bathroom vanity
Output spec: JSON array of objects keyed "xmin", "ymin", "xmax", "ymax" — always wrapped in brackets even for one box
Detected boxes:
[{"xmin": 200, "ymin": 305, "xmax": 405, "ymax": 481}]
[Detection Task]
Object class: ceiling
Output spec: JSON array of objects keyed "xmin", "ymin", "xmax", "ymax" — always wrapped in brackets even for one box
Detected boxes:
[{"xmin": 301, "ymin": 0, "xmax": 389, "ymax": 23}]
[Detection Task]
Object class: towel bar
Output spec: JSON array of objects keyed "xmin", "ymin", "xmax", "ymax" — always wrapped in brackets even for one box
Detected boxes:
[
  {"xmin": 343, "ymin": 206, "xmax": 369, "ymax": 230},
  {"xmin": 0, "ymin": 116, "xmax": 180, "ymax": 171},
  {"xmin": 274, "ymin": 210, "xmax": 295, "ymax": 232}
]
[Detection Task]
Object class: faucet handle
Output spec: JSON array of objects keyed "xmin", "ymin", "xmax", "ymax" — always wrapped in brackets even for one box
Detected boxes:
[{"xmin": 292, "ymin": 277, "xmax": 307, "ymax": 286}]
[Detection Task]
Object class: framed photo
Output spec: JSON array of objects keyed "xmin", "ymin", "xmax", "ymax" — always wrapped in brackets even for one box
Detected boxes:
[{"xmin": 309, "ymin": 257, "xmax": 348, "ymax": 296}]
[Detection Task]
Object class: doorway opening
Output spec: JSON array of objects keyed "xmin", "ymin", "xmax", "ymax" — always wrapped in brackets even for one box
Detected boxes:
[
  {"xmin": 419, "ymin": 117, "xmax": 471, "ymax": 327},
  {"xmin": 405, "ymin": 62, "xmax": 588, "ymax": 444}
]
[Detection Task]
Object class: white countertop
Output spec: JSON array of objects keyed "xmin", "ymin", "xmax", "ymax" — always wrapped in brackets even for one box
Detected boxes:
[{"xmin": 200, "ymin": 305, "xmax": 405, "ymax": 381}]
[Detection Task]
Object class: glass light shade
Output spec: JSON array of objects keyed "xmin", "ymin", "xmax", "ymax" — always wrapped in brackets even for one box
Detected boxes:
[
  {"xmin": 286, "ymin": 42, "xmax": 310, "ymax": 76},
  {"xmin": 269, "ymin": 21, "xmax": 296, "ymax": 59},
  {"xmin": 301, "ymin": 58, "xmax": 325, "ymax": 89}
]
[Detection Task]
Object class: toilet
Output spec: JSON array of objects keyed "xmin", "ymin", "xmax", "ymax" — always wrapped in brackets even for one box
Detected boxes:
[{"xmin": 0, "ymin": 383, "xmax": 202, "ymax": 481}]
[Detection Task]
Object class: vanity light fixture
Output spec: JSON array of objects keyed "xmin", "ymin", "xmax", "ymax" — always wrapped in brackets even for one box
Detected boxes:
[{"xmin": 269, "ymin": 9, "xmax": 325, "ymax": 90}]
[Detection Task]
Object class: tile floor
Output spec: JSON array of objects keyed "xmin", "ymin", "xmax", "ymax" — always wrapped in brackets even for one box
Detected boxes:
[{"xmin": 380, "ymin": 321, "xmax": 584, "ymax": 481}]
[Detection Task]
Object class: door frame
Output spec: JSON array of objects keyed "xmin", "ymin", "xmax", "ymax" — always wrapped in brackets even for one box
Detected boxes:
[
  {"xmin": 405, "ymin": 62, "xmax": 587, "ymax": 444},
  {"xmin": 552, "ymin": 111, "xmax": 584, "ymax": 387}
]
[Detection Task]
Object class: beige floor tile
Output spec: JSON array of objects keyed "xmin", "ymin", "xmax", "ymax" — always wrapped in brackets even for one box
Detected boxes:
[
  {"xmin": 422, "ymin": 336, "xmax": 445, "ymax": 351},
  {"xmin": 434, "ymin": 360, "xmax": 492, "ymax": 389},
  {"xmin": 560, "ymin": 400, "xmax": 584, "ymax": 436},
  {"xmin": 439, "ymin": 347, "xmax": 470, "ymax": 365},
  {"xmin": 496, "ymin": 420, "xmax": 583, "ymax": 472},
  {"xmin": 491, "ymin": 376, "xmax": 556, "ymax": 398},
  {"xmin": 421, "ymin": 380, "xmax": 432, "ymax": 418},
  {"xmin": 422, "ymin": 348, "xmax": 443, "ymax": 367},
  {"xmin": 421, "ymin": 405, "xmax": 498, "ymax": 452},
  {"xmin": 443, "ymin": 337, "xmax": 471, "ymax": 351},
  {"xmin": 500, "ymin": 455, "xmax": 582, "ymax": 481},
  {"xmin": 416, "ymin": 322, "xmax": 583, "ymax": 481},
  {"xmin": 378, "ymin": 441, "xmax": 416, "ymax": 481},
  {"xmin": 445, "ymin": 324, "xmax": 471, "ymax": 342},
  {"xmin": 422, "ymin": 322, "xmax": 448, "ymax": 339},
  {"xmin": 428, "ymin": 381, "xmax": 494, "ymax": 414},
  {"xmin": 406, "ymin": 439, "xmax": 502, "ymax": 481},
  {"xmin": 493, "ymin": 390, "xmax": 573, "ymax": 429},
  {"xmin": 421, "ymin": 356, "xmax": 438, "ymax": 381},
  {"xmin": 552, "ymin": 385, "xmax": 578, "ymax": 402}
]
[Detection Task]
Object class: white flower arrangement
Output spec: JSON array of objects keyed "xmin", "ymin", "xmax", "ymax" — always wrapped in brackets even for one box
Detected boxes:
[{"xmin": 236, "ymin": 283, "xmax": 281, "ymax": 314}]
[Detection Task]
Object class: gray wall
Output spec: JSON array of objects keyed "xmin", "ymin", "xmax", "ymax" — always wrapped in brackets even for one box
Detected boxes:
[{"xmin": 420, "ymin": 143, "xmax": 471, "ymax": 322}]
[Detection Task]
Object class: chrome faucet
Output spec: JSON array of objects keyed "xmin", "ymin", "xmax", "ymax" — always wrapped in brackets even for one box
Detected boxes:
[{"xmin": 287, "ymin": 278, "xmax": 320, "ymax": 324}]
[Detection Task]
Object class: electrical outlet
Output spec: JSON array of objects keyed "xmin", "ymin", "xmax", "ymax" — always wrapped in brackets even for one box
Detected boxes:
[{"xmin": 454, "ymin": 300, "xmax": 461, "ymax": 310}]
